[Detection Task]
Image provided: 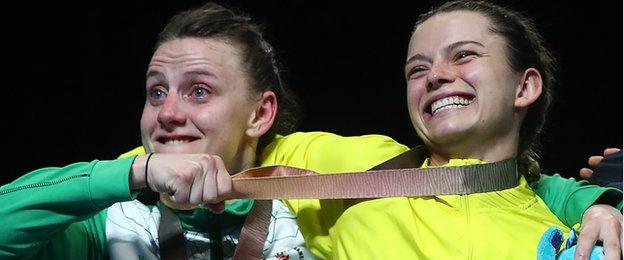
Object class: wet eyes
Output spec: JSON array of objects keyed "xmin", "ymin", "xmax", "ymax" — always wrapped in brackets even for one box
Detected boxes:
[
  {"xmin": 149, "ymin": 88, "xmax": 167, "ymax": 101},
  {"xmin": 193, "ymin": 88, "xmax": 206, "ymax": 97},
  {"xmin": 189, "ymin": 84, "xmax": 211, "ymax": 100},
  {"xmin": 146, "ymin": 83, "xmax": 212, "ymax": 105}
]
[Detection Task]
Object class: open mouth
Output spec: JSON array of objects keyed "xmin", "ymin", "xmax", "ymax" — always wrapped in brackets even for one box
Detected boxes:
[
  {"xmin": 157, "ymin": 136, "xmax": 200, "ymax": 145},
  {"xmin": 425, "ymin": 95, "xmax": 475, "ymax": 116}
]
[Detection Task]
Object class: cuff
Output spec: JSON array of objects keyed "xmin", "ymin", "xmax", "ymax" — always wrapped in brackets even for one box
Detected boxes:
[{"xmin": 89, "ymin": 156, "xmax": 137, "ymax": 208}]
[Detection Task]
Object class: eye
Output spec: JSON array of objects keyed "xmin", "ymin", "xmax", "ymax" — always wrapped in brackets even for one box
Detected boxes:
[
  {"xmin": 453, "ymin": 50, "xmax": 477, "ymax": 62},
  {"xmin": 148, "ymin": 86, "xmax": 167, "ymax": 103},
  {"xmin": 188, "ymin": 84, "xmax": 212, "ymax": 100},
  {"xmin": 406, "ymin": 65, "xmax": 428, "ymax": 80},
  {"xmin": 193, "ymin": 87, "xmax": 207, "ymax": 97}
]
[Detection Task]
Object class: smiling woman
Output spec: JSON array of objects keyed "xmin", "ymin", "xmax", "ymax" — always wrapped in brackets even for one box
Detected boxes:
[
  {"xmin": 1, "ymin": 1, "xmax": 622, "ymax": 259},
  {"xmin": 405, "ymin": 9, "xmax": 549, "ymax": 177},
  {"xmin": 4, "ymin": 1, "xmax": 621, "ymax": 184},
  {"xmin": 320, "ymin": 1, "xmax": 620, "ymax": 259}
]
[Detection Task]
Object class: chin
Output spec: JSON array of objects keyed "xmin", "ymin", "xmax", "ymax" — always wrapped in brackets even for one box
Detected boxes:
[
  {"xmin": 424, "ymin": 123, "xmax": 475, "ymax": 145},
  {"xmin": 426, "ymin": 110, "xmax": 478, "ymax": 135}
]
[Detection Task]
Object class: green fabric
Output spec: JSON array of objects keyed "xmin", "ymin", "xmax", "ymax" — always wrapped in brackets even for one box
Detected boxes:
[
  {"xmin": 121, "ymin": 143, "xmax": 624, "ymax": 232},
  {"xmin": 0, "ymin": 157, "xmax": 136, "ymax": 259},
  {"xmin": 29, "ymin": 210, "xmax": 110, "ymax": 260},
  {"xmin": 2, "ymin": 137, "xmax": 623, "ymax": 259},
  {"xmin": 533, "ymin": 173, "xmax": 623, "ymax": 227},
  {"xmin": 175, "ymin": 203, "xmax": 248, "ymax": 233},
  {"xmin": 225, "ymin": 199, "xmax": 254, "ymax": 215}
]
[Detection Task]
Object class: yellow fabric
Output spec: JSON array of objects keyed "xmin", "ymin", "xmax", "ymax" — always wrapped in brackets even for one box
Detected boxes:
[
  {"xmin": 120, "ymin": 132, "xmax": 570, "ymax": 259},
  {"xmin": 260, "ymin": 132, "xmax": 570, "ymax": 259},
  {"xmin": 118, "ymin": 132, "xmax": 409, "ymax": 258},
  {"xmin": 118, "ymin": 146, "xmax": 145, "ymax": 158},
  {"xmin": 422, "ymin": 158, "xmax": 484, "ymax": 168},
  {"xmin": 258, "ymin": 132, "xmax": 410, "ymax": 258}
]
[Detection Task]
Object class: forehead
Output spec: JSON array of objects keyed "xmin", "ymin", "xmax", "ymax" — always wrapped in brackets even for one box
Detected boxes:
[
  {"xmin": 409, "ymin": 11, "xmax": 499, "ymax": 53},
  {"xmin": 152, "ymin": 37, "xmax": 243, "ymax": 70}
]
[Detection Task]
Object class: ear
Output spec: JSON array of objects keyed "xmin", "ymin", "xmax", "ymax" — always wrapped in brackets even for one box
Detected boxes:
[
  {"xmin": 514, "ymin": 68, "xmax": 543, "ymax": 109},
  {"xmin": 246, "ymin": 91, "xmax": 277, "ymax": 138}
]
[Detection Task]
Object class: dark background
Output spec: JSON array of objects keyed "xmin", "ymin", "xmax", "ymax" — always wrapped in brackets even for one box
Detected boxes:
[{"xmin": 4, "ymin": 1, "xmax": 622, "ymax": 184}]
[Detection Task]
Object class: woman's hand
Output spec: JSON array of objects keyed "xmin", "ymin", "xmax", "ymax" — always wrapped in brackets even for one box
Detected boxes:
[
  {"xmin": 131, "ymin": 153, "xmax": 233, "ymax": 212},
  {"xmin": 575, "ymin": 204, "xmax": 622, "ymax": 260}
]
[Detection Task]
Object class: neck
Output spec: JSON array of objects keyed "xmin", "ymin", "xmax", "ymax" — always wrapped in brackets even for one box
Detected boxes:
[
  {"xmin": 227, "ymin": 141, "xmax": 258, "ymax": 174},
  {"xmin": 428, "ymin": 131, "xmax": 519, "ymax": 167}
]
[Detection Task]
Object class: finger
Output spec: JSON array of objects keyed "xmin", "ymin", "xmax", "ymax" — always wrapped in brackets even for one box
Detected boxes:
[
  {"xmin": 580, "ymin": 168, "xmax": 594, "ymax": 179},
  {"xmin": 188, "ymin": 159, "xmax": 205, "ymax": 205},
  {"xmin": 213, "ymin": 155, "xmax": 233, "ymax": 202},
  {"xmin": 171, "ymin": 177, "xmax": 191, "ymax": 204},
  {"xmin": 603, "ymin": 242, "xmax": 621, "ymax": 260},
  {"xmin": 170, "ymin": 161, "xmax": 197, "ymax": 203},
  {"xmin": 575, "ymin": 228, "xmax": 600, "ymax": 260},
  {"xmin": 201, "ymin": 155, "xmax": 218, "ymax": 203},
  {"xmin": 604, "ymin": 148, "xmax": 621, "ymax": 156},
  {"xmin": 602, "ymin": 221, "xmax": 622, "ymax": 260},
  {"xmin": 602, "ymin": 239, "xmax": 622, "ymax": 260},
  {"xmin": 588, "ymin": 156, "xmax": 604, "ymax": 168}
]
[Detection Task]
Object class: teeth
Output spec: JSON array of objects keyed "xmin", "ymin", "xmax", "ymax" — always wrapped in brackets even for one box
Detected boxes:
[
  {"xmin": 164, "ymin": 139, "xmax": 190, "ymax": 145},
  {"xmin": 430, "ymin": 96, "xmax": 473, "ymax": 115}
]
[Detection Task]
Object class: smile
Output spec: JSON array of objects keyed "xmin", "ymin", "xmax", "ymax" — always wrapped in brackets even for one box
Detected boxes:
[
  {"xmin": 429, "ymin": 95, "xmax": 474, "ymax": 115},
  {"xmin": 157, "ymin": 136, "xmax": 199, "ymax": 144}
]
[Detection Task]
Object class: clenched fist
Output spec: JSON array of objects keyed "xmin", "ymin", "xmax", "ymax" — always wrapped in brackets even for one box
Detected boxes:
[{"xmin": 130, "ymin": 153, "xmax": 233, "ymax": 211}]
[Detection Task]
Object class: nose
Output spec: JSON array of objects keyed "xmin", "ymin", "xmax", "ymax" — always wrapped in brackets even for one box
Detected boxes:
[
  {"xmin": 157, "ymin": 95, "xmax": 187, "ymax": 129},
  {"xmin": 426, "ymin": 62, "xmax": 455, "ymax": 91}
]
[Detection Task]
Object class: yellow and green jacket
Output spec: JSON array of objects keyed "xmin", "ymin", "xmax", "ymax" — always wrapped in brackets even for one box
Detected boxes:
[
  {"xmin": 1, "ymin": 131, "xmax": 621, "ymax": 259},
  {"xmin": 259, "ymin": 132, "xmax": 622, "ymax": 259}
]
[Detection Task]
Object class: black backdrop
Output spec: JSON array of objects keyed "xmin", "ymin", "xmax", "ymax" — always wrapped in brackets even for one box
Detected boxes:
[{"xmin": 4, "ymin": 0, "xmax": 622, "ymax": 184}]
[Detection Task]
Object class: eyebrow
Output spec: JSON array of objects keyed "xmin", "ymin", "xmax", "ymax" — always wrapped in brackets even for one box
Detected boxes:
[
  {"xmin": 405, "ymin": 40, "xmax": 485, "ymax": 67},
  {"xmin": 405, "ymin": 53, "xmax": 431, "ymax": 67},
  {"xmin": 146, "ymin": 70, "xmax": 165, "ymax": 80},
  {"xmin": 445, "ymin": 40, "xmax": 484, "ymax": 53}
]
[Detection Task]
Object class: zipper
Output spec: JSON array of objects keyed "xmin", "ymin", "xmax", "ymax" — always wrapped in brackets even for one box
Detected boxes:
[{"xmin": 0, "ymin": 174, "xmax": 89, "ymax": 195}]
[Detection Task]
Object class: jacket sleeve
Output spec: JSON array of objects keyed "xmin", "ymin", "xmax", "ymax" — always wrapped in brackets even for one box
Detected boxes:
[
  {"xmin": 0, "ymin": 157, "xmax": 137, "ymax": 259},
  {"xmin": 534, "ymin": 173, "xmax": 623, "ymax": 227}
]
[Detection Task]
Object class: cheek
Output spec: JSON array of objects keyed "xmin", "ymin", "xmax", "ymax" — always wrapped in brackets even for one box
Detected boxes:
[
  {"xmin": 190, "ymin": 104, "xmax": 242, "ymax": 133},
  {"xmin": 189, "ymin": 108, "xmax": 215, "ymax": 133},
  {"xmin": 140, "ymin": 106, "xmax": 157, "ymax": 133},
  {"xmin": 406, "ymin": 81, "xmax": 426, "ymax": 114},
  {"xmin": 461, "ymin": 65, "xmax": 481, "ymax": 86}
]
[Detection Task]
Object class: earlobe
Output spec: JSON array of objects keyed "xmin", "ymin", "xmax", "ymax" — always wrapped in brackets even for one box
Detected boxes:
[
  {"xmin": 514, "ymin": 68, "xmax": 543, "ymax": 108},
  {"xmin": 246, "ymin": 91, "xmax": 277, "ymax": 138}
]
